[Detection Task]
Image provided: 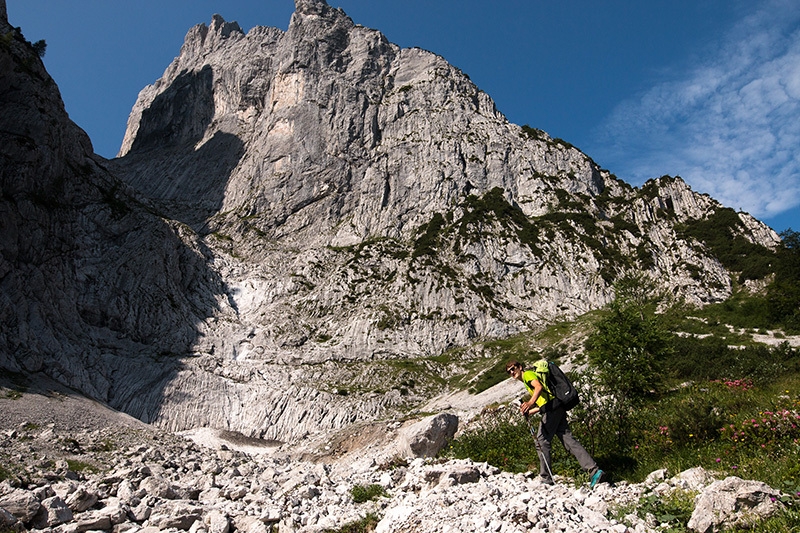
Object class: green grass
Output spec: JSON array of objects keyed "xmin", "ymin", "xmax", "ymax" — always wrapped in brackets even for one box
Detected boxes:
[
  {"xmin": 350, "ymin": 484, "xmax": 388, "ymax": 503},
  {"xmin": 443, "ymin": 406, "xmax": 537, "ymax": 473},
  {"xmin": 619, "ymin": 375, "xmax": 800, "ymax": 483},
  {"xmin": 744, "ymin": 509, "xmax": 800, "ymax": 532},
  {"xmin": 0, "ymin": 463, "xmax": 13, "ymax": 482},
  {"xmin": 66, "ymin": 459, "xmax": 98, "ymax": 473}
]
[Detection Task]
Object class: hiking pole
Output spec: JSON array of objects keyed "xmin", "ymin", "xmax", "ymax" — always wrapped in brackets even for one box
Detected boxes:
[{"xmin": 516, "ymin": 400, "xmax": 554, "ymax": 480}]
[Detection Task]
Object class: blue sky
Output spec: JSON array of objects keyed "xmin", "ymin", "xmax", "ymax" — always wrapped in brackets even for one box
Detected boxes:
[{"xmin": 8, "ymin": 0, "xmax": 800, "ymax": 234}]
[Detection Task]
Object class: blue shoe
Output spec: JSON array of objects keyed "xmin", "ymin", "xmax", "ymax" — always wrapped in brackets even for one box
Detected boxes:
[{"xmin": 590, "ymin": 469, "xmax": 605, "ymax": 488}]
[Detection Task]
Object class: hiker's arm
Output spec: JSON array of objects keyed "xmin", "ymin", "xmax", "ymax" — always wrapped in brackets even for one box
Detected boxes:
[{"xmin": 521, "ymin": 379, "xmax": 543, "ymax": 414}]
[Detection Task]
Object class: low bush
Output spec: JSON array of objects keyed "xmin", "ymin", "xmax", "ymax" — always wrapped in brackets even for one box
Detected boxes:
[{"xmin": 350, "ymin": 484, "xmax": 388, "ymax": 503}]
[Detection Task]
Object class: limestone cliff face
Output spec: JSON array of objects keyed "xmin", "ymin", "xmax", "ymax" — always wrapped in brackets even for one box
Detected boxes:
[
  {"xmin": 0, "ymin": 8, "xmax": 228, "ymax": 423},
  {"xmin": 1, "ymin": 0, "xmax": 781, "ymax": 442}
]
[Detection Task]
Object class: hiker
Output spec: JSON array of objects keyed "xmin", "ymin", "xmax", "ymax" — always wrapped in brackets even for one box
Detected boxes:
[{"xmin": 506, "ymin": 359, "xmax": 605, "ymax": 487}]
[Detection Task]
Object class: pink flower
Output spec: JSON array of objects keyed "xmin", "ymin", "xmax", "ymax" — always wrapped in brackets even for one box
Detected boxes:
[{"xmin": 715, "ymin": 458, "xmax": 721, "ymax": 463}]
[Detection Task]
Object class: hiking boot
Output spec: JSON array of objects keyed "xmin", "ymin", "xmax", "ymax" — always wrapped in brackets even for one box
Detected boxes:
[
  {"xmin": 539, "ymin": 476, "xmax": 554, "ymax": 486},
  {"xmin": 590, "ymin": 469, "xmax": 605, "ymax": 488}
]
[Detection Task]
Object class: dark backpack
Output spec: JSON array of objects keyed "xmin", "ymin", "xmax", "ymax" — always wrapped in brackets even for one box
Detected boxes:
[{"xmin": 543, "ymin": 361, "xmax": 579, "ymax": 411}]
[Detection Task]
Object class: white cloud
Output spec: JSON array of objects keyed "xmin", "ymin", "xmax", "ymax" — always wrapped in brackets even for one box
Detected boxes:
[{"xmin": 592, "ymin": 0, "xmax": 800, "ymax": 220}]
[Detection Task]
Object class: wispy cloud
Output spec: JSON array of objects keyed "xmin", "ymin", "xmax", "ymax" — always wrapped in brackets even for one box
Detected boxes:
[{"xmin": 592, "ymin": 0, "xmax": 800, "ymax": 220}]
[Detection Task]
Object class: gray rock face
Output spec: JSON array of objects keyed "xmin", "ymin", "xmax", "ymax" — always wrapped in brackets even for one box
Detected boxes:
[
  {"xmin": 0, "ymin": 488, "xmax": 40, "ymax": 523},
  {"xmin": 687, "ymin": 477, "xmax": 784, "ymax": 532},
  {"xmin": 0, "ymin": 0, "xmax": 783, "ymax": 443},
  {"xmin": 399, "ymin": 413, "xmax": 459, "ymax": 458},
  {"xmin": 31, "ymin": 496, "xmax": 73, "ymax": 529},
  {"xmin": 109, "ymin": 0, "xmax": 779, "ymax": 439},
  {"xmin": 0, "ymin": 5, "xmax": 224, "ymax": 421}
]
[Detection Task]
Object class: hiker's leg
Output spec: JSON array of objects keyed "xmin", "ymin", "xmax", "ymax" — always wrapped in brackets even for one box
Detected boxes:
[
  {"xmin": 559, "ymin": 423, "xmax": 598, "ymax": 474},
  {"xmin": 536, "ymin": 411, "xmax": 561, "ymax": 479}
]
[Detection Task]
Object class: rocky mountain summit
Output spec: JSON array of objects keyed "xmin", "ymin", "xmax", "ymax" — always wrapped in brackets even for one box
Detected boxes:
[{"xmin": 0, "ymin": 0, "xmax": 783, "ymax": 450}]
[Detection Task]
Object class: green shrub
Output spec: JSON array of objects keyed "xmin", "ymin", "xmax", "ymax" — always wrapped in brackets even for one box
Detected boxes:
[
  {"xmin": 653, "ymin": 384, "xmax": 730, "ymax": 447},
  {"xmin": 412, "ymin": 212, "xmax": 446, "ymax": 258},
  {"xmin": 719, "ymin": 398, "xmax": 800, "ymax": 459},
  {"xmin": 458, "ymin": 188, "xmax": 542, "ymax": 254},
  {"xmin": 350, "ymin": 484, "xmax": 387, "ymax": 503},
  {"xmin": 66, "ymin": 459, "xmax": 97, "ymax": 473},
  {"xmin": 767, "ymin": 230, "xmax": 800, "ymax": 333},
  {"xmin": 585, "ymin": 300, "xmax": 672, "ymax": 402},
  {"xmin": 668, "ymin": 338, "xmax": 796, "ymax": 386},
  {"xmin": 520, "ymin": 125, "xmax": 545, "ymax": 140},
  {"xmin": 677, "ymin": 207, "xmax": 775, "ymax": 282},
  {"xmin": 31, "ymin": 39, "xmax": 46, "ymax": 57}
]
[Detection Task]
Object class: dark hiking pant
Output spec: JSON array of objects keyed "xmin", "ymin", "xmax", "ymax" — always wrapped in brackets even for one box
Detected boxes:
[{"xmin": 536, "ymin": 405, "xmax": 597, "ymax": 479}]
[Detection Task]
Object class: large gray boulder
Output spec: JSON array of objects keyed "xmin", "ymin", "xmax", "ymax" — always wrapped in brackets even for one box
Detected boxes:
[
  {"xmin": 31, "ymin": 496, "xmax": 73, "ymax": 529},
  {"xmin": 687, "ymin": 476, "xmax": 784, "ymax": 532},
  {"xmin": 0, "ymin": 488, "xmax": 41, "ymax": 523},
  {"xmin": 0, "ymin": 506, "xmax": 18, "ymax": 531},
  {"xmin": 400, "ymin": 413, "xmax": 459, "ymax": 457}
]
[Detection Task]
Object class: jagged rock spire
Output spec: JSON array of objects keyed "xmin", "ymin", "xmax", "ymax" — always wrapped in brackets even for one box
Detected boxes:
[
  {"xmin": 181, "ymin": 14, "xmax": 243, "ymax": 56},
  {"xmin": 0, "ymin": 0, "xmax": 8, "ymax": 25},
  {"xmin": 294, "ymin": 0, "xmax": 332, "ymax": 16}
]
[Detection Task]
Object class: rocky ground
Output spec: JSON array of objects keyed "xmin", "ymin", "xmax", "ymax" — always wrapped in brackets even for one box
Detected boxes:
[{"xmin": 0, "ymin": 373, "xmax": 788, "ymax": 533}]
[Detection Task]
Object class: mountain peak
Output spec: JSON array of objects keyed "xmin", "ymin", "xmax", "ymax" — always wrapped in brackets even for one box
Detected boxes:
[
  {"xmin": 294, "ymin": 0, "xmax": 332, "ymax": 16},
  {"xmin": 177, "ymin": 14, "xmax": 244, "ymax": 60},
  {"xmin": 209, "ymin": 14, "xmax": 243, "ymax": 38}
]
